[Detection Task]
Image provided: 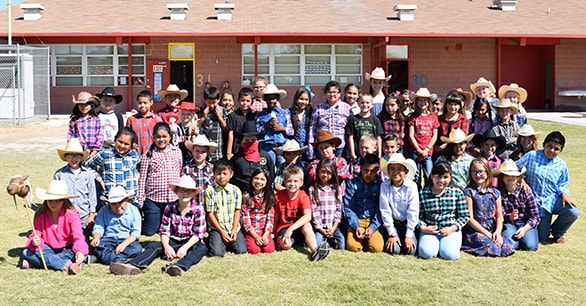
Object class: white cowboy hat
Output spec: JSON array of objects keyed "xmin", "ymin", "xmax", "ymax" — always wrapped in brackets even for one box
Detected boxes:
[
  {"xmin": 470, "ymin": 77, "xmax": 496, "ymax": 94},
  {"xmin": 72, "ymin": 91, "xmax": 100, "ymax": 107},
  {"xmin": 493, "ymin": 98, "xmax": 519, "ymax": 113},
  {"xmin": 100, "ymin": 186, "xmax": 134, "ymax": 203},
  {"xmin": 492, "ymin": 159, "xmax": 526, "ymax": 177},
  {"xmin": 57, "ymin": 138, "xmax": 89, "ymax": 162},
  {"xmin": 380, "ymin": 154, "xmax": 416, "ymax": 180},
  {"xmin": 276, "ymin": 139, "xmax": 307, "ymax": 155},
  {"xmin": 36, "ymin": 180, "xmax": 79, "ymax": 201},
  {"xmin": 157, "ymin": 84, "xmax": 189, "ymax": 101},
  {"xmin": 414, "ymin": 88, "xmax": 432, "ymax": 99},
  {"xmin": 516, "ymin": 124, "xmax": 541, "ymax": 137},
  {"xmin": 169, "ymin": 175, "xmax": 200, "ymax": 192},
  {"xmin": 498, "ymin": 83, "xmax": 528, "ymax": 103},
  {"xmin": 365, "ymin": 67, "xmax": 391, "ymax": 82},
  {"xmin": 184, "ymin": 134, "xmax": 218, "ymax": 153},
  {"xmin": 440, "ymin": 128, "xmax": 475, "ymax": 144},
  {"xmin": 259, "ymin": 84, "xmax": 287, "ymax": 99}
]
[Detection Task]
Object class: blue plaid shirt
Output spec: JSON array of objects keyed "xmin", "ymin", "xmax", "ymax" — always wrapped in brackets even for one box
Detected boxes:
[{"xmin": 85, "ymin": 147, "xmax": 141, "ymax": 199}]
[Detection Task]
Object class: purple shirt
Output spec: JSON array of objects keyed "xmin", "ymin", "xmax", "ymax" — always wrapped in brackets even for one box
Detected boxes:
[
  {"xmin": 159, "ymin": 200, "xmax": 207, "ymax": 242},
  {"xmin": 308, "ymin": 100, "xmax": 352, "ymax": 159},
  {"xmin": 68, "ymin": 116, "xmax": 103, "ymax": 152}
]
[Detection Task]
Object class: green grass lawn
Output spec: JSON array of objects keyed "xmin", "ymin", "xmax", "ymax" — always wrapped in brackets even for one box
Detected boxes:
[{"xmin": 0, "ymin": 119, "xmax": 584, "ymax": 305}]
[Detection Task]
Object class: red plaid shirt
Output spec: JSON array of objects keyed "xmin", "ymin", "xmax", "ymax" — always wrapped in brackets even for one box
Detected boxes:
[
  {"xmin": 137, "ymin": 146, "xmax": 182, "ymax": 207},
  {"xmin": 378, "ymin": 112, "xmax": 404, "ymax": 147},
  {"xmin": 241, "ymin": 192, "xmax": 275, "ymax": 235},
  {"xmin": 126, "ymin": 113, "xmax": 162, "ymax": 155},
  {"xmin": 309, "ymin": 184, "xmax": 342, "ymax": 230}
]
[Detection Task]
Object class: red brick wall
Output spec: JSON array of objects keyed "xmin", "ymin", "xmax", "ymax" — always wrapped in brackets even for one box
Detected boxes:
[{"xmin": 555, "ymin": 39, "xmax": 586, "ymax": 110}]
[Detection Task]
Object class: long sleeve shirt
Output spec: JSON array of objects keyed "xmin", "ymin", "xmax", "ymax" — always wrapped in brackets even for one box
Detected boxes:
[
  {"xmin": 159, "ymin": 200, "xmax": 206, "ymax": 242},
  {"xmin": 307, "ymin": 100, "xmax": 352, "ymax": 159},
  {"xmin": 419, "ymin": 186, "xmax": 470, "ymax": 230},
  {"xmin": 126, "ymin": 113, "xmax": 162, "ymax": 155},
  {"xmin": 84, "ymin": 146, "xmax": 141, "ymax": 197},
  {"xmin": 501, "ymin": 184, "xmax": 541, "ymax": 228},
  {"xmin": 53, "ymin": 165, "xmax": 97, "ymax": 222},
  {"xmin": 255, "ymin": 107, "xmax": 294, "ymax": 146},
  {"xmin": 379, "ymin": 178, "xmax": 420, "ymax": 238},
  {"xmin": 343, "ymin": 175, "xmax": 383, "ymax": 232},
  {"xmin": 137, "ymin": 146, "xmax": 182, "ymax": 206},
  {"xmin": 241, "ymin": 192, "xmax": 275, "ymax": 235},
  {"xmin": 26, "ymin": 208, "xmax": 89, "ymax": 256},
  {"xmin": 68, "ymin": 116, "xmax": 103, "ymax": 152},
  {"xmin": 309, "ymin": 184, "xmax": 342, "ymax": 230}
]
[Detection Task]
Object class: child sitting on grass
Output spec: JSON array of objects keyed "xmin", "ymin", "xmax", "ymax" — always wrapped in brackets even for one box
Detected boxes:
[
  {"xmin": 110, "ymin": 176, "xmax": 207, "ymax": 276},
  {"xmin": 275, "ymin": 165, "xmax": 330, "ymax": 261},
  {"xmin": 241, "ymin": 168, "xmax": 276, "ymax": 254}
]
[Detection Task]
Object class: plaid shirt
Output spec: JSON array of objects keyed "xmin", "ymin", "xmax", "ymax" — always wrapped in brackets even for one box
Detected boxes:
[
  {"xmin": 126, "ymin": 113, "xmax": 162, "ymax": 155},
  {"xmin": 183, "ymin": 161, "xmax": 214, "ymax": 206},
  {"xmin": 491, "ymin": 121, "xmax": 520, "ymax": 160},
  {"xmin": 419, "ymin": 186, "xmax": 470, "ymax": 230},
  {"xmin": 205, "ymin": 182, "xmax": 242, "ymax": 233},
  {"xmin": 241, "ymin": 192, "xmax": 275, "ymax": 235},
  {"xmin": 250, "ymin": 98, "xmax": 267, "ymax": 113},
  {"xmin": 68, "ymin": 116, "xmax": 103, "ymax": 152},
  {"xmin": 436, "ymin": 154, "xmax": 474, "ymax": 191},
  {"xmin": 198, "ymin": 106, "xmax": 228, "ymax": 162},
  {"xmin": 485, "ymin": 154, "xmax": 502, "ymax": 187},
  {"xmin": 309, "ymin": 184, "xmax": 342, "ymax": 230},
  {"xmin": 438, "ymin": 113, "xmax": 469, "ymax": 139},
  {"xmin": 307, "ymin": 100, "xmax": 352, "ymax": 159},
  {"xmin": 469, "ymin": 117, "xmax": 493, "ymax": 136},
  {"xmin": 85, "ymin": 147, "xmax": 141, "ymax": 198},
  {"xmin": 159, "ymin": 200, "xmax": 207, "ymax": 242},
  {"xmin": 501, "ymin": 184, "xmax": 540, "ymax": 229},
  {"xmin": 516, "ymin": 150, "xmax": 570, "ymax": 214},
  {"xmin": 308, "ymin": 156, "xmax": 349, "ymax": 183},
  {"xmin": 378, "ymin": 112, "xmax": 404, "ymax": 147},
  {"xmin": 137, "ymin": 146, "xmax": 182, "ymax": 207}
]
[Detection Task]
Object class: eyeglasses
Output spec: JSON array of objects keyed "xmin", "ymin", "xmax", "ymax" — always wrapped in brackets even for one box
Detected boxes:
[
  {"xmin": 472, "ymin": 170, "xmax": 487, "ymax": 176},
  {"xmin": 253, "ymin": 86, "xmax": 265, "ymax": 90},
  {"xmin": 402, "ymin": 100, "xmax": 411, "ymax": 103},
  {"xmin": 327, "ymin": 91, "xmax": 340, "ymax": 95}
]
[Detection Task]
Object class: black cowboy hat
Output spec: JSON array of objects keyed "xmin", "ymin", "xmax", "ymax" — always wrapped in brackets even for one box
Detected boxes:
[
  {"xmin": 96, "ymin": 87, "xmax": 123, "ymax": 104},
  {"xmin": 241, "ymin": 120, "xmax": 260, "ymax": 137},
  {"xmin": 472, "ymin": 129, "xmax": 506, "ymax": 148}
]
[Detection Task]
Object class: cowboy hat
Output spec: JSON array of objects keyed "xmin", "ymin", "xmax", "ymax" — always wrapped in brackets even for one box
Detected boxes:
[
  {"xmin": 100, "ymin": 185, "xmax": 134, "ymax": 203},
  {"xmin": 178, "ymin": 101, "xmax": 200, "ymax": 112},
  {"xmin": 163, "ymin": 113, "xmax": 179, "ymax": 124},
  {"xmin": 310, "ymin": 130, "xmax": 342, "ymax": 148},
  {"xmin": 96, "ymin": 87, "xmax": 123, "ymax": 104},
  {"xmin": 365, "ymin": 67, "xmax": 391, "ymax": 82},
  {"xmin": 472, "ymin": 129, "xmax": 506, "ymax": 148},
  {"xmin": 259, "ymin": 84, "xmax": 287, "ymax": 99},
  {"xmin": 516, "ymin": 124, "xmax": 541, "ymax": 137},
  {"xmin": 169, "ymin": 175, "xmax": 200, "ymax": 192},
  {"xmin": 493, "ymin": 98, "xmax": 519, "ymax": 113},
  {"xmin": 380, "ymin": 154, "xmax": 416, "ymax": 180},
  {"xmin": 498, "ymin": 83, "xmax": 528, "ymax": 103},
  {"xmin": 57, "ymin": 138, "xmax": 89, "ymax": 162},
  {"xmin": 184, "ymin": 134, "xmax": 218, "ymax": 153},
  {"xmin": 72, "ymin": 91, "xmax": 100, "ymax": 107},
  {"xmin": 158, "ymin": 84, "xmax": 189, "ymax": 101},
  {"xmin": 36, "ymin": 180, "xmax": 79, "ymax": 201},
  {"xmin": 276, "ymin": 139, "xmax": 307, "ymax": 155},
  {"xmin": 414, "ymin": 88, "xmax": 432, "ymax": 99},
  {"xmin": 241, "ymin": 120, "xmax": 260, "ymax": 137},
  {"xmin": 492, "ymin": 159, "xmax": 526, "ymax": 177},
  {"xmin": 470, "ymin": 77, "xmax": 496, "ymax": 94},
  {"xmin": 440, "ymin": 128, "xmax": 475, "ymax": 144},
  {"xmin": 447, "ymin": 88, "xmax": 473, "ymax": 110}
]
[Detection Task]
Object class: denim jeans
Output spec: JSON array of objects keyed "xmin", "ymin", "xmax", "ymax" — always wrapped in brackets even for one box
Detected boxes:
[
  {"xmin": 503, "ymin": 222, "xmax": 538, "ymax": 251},
  {"xmin": 130, "ymin": 239, "xmax": 207, "ymax": 271},
  {"xmin": 407, "ymin": 152, "xmax": 432, "ymax": 188},
  {"xmin": 22, "ymin": 244, "xmax": 75, "ymax": 271},
  {"xmin": 315, "ymin": 228, "xmax": 345, "ymax": 250},
  {"xmin": 93, "ymin": 237, "xmax": 143, "ymax": 265},
  {"xmin": 419, "ymin": 230, "xmax": 462, "ymax": 260},
  {"xmin": 207, "ymin": 229, "xmax": 247, "ymax": 257},
  {"xmin": 537, "ymin": 197, "xmax": 580, "ymax": 243},
  {"xmin": 142, "ymin": 198, "xmax": 167, "ymax": 236}
]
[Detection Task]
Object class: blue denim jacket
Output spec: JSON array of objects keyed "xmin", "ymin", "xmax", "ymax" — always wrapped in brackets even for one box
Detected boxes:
[{"xmin": 256, "ymin": 107, "xmax": 291, "ymax": 146}]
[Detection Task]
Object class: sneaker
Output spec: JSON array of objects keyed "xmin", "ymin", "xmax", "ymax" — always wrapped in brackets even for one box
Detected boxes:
[
  {"xmin": 86, "ymin": 255, "xmax": 98, "ymax": 264},
  {"xmin": 110, "ymin": 262, "xmax": 141, "ymax": 275},
  {"xmin": 68, "ymin": 263, "xmax": 82, "ymax": 275},
  {"xmin": 21, "ymin": 259, "xmax": 30, "ymax": 270},
  {"xmin": 311, "ymin": 241, "xmax": 330, "ymax": 262},
  {"xmin": 165, "ymin": 265, "xmax": 183, "ymax": 277}
]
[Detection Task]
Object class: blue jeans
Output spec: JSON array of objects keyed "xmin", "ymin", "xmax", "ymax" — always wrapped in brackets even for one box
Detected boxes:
[
  {"xmin": 387, "ymin": 220, "xmax": 418, "ymax": 255},
  {"xmin": 22, "ymin": 244, "xmax": 75, "ymax": 271},
  {"xmin": 315, "ymin": 228, "xmax": 345, "ymax": 250},
  {"xmin": 207, "ymin": 229, "xmax": 247, "ymax": 257},
  {"xmin": 407, "ymin": 153, "xmax": 432, "ymax": 188},
  {"xmin": 503, "ymin": 222, "xmax": 538, "ymax": 251},
  {"xmin": 93, "ymin": 237, "xmax": 143, "ymax": 265},
  {"xmin": 130, "ymin": 239, "xmax": 207, "ymax": 271},
  {"xmin": 537, "ymin": 197, "xmax": 580, "ymax": 243},
  {"xmin": 142, "ymin": 198, "xmax": 167, "ymax": 236},
  {"xmin": 419, "ymin": 230, "xmax": 462, "ymax": 260}
]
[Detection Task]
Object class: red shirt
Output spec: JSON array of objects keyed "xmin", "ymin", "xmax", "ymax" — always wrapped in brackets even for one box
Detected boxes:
[
  {"xmin": 404, "ymin": 112, "xmax": 440, "ymax": 155},
  {"xmin": 126, "ymin": 113, "xmax": 162, "ymax": 155},
  {"xmin": 274, "ymin": 189, "xmax": 311, "ymax": 233}
]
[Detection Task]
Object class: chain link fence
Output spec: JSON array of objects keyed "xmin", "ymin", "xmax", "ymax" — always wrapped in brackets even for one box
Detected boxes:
[{"xmin": 0, "ymin": 45, "xmax": 50, "ymax": 125}]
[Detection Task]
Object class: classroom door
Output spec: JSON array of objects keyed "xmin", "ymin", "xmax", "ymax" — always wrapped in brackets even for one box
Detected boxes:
[{"xmin": 170, "ymin": 60, "xmax": 194, "ymax": 103}]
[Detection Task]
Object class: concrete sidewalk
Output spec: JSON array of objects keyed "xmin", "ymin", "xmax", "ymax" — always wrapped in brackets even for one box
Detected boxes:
[{"xmin": 527, "ymin": 112, "xmax": 586, "ymax": 126}]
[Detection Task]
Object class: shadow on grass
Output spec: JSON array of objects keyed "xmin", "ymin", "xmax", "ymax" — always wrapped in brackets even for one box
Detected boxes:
[
  {"xmin": 19, "ymin": 230, "xmax": 32, "ymax": 237},
  {"xmin": 8, "ymin": 247, "xmax": 24, "ymax": 258}
]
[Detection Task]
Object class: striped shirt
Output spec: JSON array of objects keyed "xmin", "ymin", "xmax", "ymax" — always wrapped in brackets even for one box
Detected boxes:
[
  {"xmin": 137, "ymin": 146, "xmax": 182, "ymax": 207},
  {"xmin": 309, "ymin": 184, "xmax": 342, "ymax": 230},
  {"xmin": 501, "ymin": 184, "xmax": 540, "ymax": 229},
  {"xmin": 68, "ymin": 116, "xmax": 103, "ymax": 152},
  {"xmin": 159, "ymin": 200, "xmax": 207, "ymax": 242},
  {"xmin": 183, "ymin": 161, "xmax": 214, "ymax": 207},
  {"xmin": 241, "ymin": 192, "xmax": 275, "ymax": 235},
  {"xmin": 126, "ymin": 113, "xmax": 162, "ymax": 155},
  {"xmin": 205, "ymin": 182, "xmax": 242, "ymax": 233},
  {"xmin": 85, "ymin": 147, "xmax": 141, "ymax": 198},
  {"xmin": 307, "ymin": 100, "xmax": 353, "ymax": 159},
  {"xmin": 419, "ymin": 186, "xmax": 470, "ymax": 230}
]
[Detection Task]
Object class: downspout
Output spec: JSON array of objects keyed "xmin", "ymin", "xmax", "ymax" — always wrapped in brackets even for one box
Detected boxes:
[{"xmin": 127, "ymin": 37, "xmax": 133, "ymax": 112}]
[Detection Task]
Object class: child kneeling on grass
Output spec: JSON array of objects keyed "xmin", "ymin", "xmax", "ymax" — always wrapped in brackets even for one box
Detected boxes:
[
  {"xmin": 275, "ymin": 165, "xmax": 330, "ymax": 261},
  {"xmin": 110, "ymin": 175, "xmax": 207, "ymax": 276}
]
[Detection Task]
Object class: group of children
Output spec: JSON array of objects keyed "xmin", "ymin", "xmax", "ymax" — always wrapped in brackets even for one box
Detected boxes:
[{"xmin": 21, "ymin": 74, "xmax": 579, "ymax": 277}]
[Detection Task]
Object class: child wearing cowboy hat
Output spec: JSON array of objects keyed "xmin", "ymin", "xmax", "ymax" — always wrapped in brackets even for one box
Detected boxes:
[
  {"xmin": 365, "ymin": 67, "xmax": 391, "ymax": 116},
  {"xmin": 157, "ymin": 84, "xmax": 188, "ymax": 115},
  {"xmin": 183, "ymin": 134, "xmax": 219, "ymax": 207},
  {"xmin": 498, "ymin": 83, "xmax": 528, "ymax": 128},
  {"xmin": 472, "ymin": 129, "xmax": 507, "ymax": 187},
  {"xmin": 91, "ymin": 185, "xmax": 142, "ymax": 265},
  {"xmin": 96, "ymin": 87, "xmax": 125, "ymax": 147},
  {"xmin": 490, "ymin": 98, "xmax": 520, "ymax": 160},
  {"xmin": 511, "ymin": 124, "xmax": 541, "ymax": 161},
  {"xmin": 308, "ymin": 130, "xmax": 350, "ymax": 185},
  {"xmin": 274, "ymin": 139, "xmax": 308, "ymax": 191},
  {"xmin": 436, "ymin": 129, "xmax": 475, "ymax": 191},
  {"xmin": 53, "ymin": 138, "xmax": 97, "ymax": 239},
  {"xmin": 21, "ymin": 180, "xmax": 89, "ymax": 274},
  {"xmin": 68, "ymin": 91, "xmax": 103, "ymax": 155},
  {"xmin": 110, "ymin": 175, "xmax": 207, "ymax": 276}
]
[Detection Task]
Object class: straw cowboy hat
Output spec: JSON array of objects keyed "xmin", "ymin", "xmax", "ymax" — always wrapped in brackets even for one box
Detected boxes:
[
  {"xmin": 168, "ymin": 175, "xmax": 199, "ymax": 193},
  {"xmin": 276, "ymin": 139, "xmax": 307, "ymax": 155},
  {"xmin": 36, "ymin": 180, "xmax": 79, "ymax": 201},
  {"xmin": 492, "ymin": 159, "xmax": 526, "ymax": 177},
  {"xmin": 259, "ymin": 84, "xmax": 287, "ymax": 99},
  {"xmin": 57, "ymin": 138, "xmax": 89, "ymax": 162},
  {"xmin": 184, "ymin": 134, "xmax": 218, "ymax": 153},
  {"xmin": 498, "ymin": 83, "xmax": 528, "ymax": 103},
  {"xmin": 440, "ymin": 128, "xmax": 475, "ymax": 144},
  {"xmin": 100, "ymin": 186, "xmax": 134, "ymax": 203},
  {"xmin": 414, "ymin": 88, "xmax": 432, "ymax": 99},
  {"xmin": 310, "ymin": 130, "xmax": 342, "ymax": 148},
  {"xmin": 96, "ymin": 87, "xmax": 123, "ymax": 104},
  {"xmin": 72, "ymin": 91, "xmax": 100, "ymax": 107},
  {"xmin": 380, "ymin": 154, "xmax": 417, "ymax": 180},
  {"xmin": 470, "ymin": 77, "xmax": 496, "ymax": 94},
  {"xmin": 241, "ymin": 120, "xmax": 260, "ymax": 137},
  {"xmin": 365, "ymin": 67, "xmax": 391, "ymax": 82},
  {"xmin": 158, "ymin": 84, "xmax": 189, "ymax": 101},
  {"xmin": 178, "ymin": 101, "xmax": 200, "ymax": 112},
  {"xmin": 448, "ymin": 88, "xmax": 473, "ymax": 110},
  {"xmin": 493, "ymin": 98, "xmax": 519, "ymax": 113},
  {"xmin": 472, "ymin": 129, "xmax": 506, "ymax": 148},
  {"xmin": 516, "ymin": 124, "xmax": 541, "ymax": 137}
]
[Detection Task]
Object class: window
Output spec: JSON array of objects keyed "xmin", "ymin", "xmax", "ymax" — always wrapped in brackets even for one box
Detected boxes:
[
  {"xmin": 242, "ymin": 44, "xmax": 362, "ymax": 86},
  {"xmin": 52, "ymin": 44, "xmax": 146, "ymax": 87}
]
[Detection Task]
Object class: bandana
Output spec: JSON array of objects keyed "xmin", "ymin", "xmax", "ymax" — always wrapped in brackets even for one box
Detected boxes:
[{"xmin": 241, "ymin": 141, "xmax": 260, "ymax": 162}]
